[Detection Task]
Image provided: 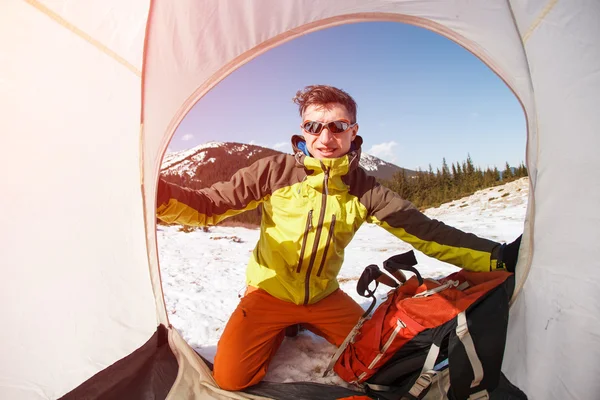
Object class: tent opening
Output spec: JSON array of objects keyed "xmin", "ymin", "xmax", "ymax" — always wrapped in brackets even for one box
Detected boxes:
[{"xmin": 155, "ymin": 21, "xmax": 528, "ymax": 387}]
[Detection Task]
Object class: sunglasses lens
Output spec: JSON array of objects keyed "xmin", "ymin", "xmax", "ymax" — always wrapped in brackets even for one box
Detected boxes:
[
  {"xmin": 303, "ymin": 121, "xmax": 323, "ymax": 134},
  {"xmin": 329, "ymin": 121, "xmax": 349, "ymax": 133}
]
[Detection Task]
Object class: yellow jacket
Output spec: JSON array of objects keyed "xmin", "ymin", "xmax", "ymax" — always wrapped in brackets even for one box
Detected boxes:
[{"xmin": 157, "ymin": 136, "xmax": 502, "ymax": 305}]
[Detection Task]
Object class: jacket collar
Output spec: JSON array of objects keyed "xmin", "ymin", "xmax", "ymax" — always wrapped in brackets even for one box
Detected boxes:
[{"xmin": 291, "ymin": 135, "xmax": 363, "ymax": 177}]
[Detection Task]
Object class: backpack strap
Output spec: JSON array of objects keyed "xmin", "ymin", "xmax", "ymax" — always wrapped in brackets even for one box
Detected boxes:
[
  {"xmin": 421, "ymin": 343, "xmax": 441, "ymax": 373},
  {"xmin": 456, "ymin": 311, "xmax": 485, "ymax": 389},
  {"xmin": 365, "ymin": 370, "xmax": 440, "ymax": 398},
  {"xmin": 404, "ymin": 370, "xmax": 440, "ymax": 400},
  {"xmin": 447, "ymin": 276, "xmax": 514, "ymax": 399},
  {"xmin": 323, "ymin": 315, "xmax": 368, "ymax": 378},
  {"xmin": 399, "ymin": 329, "xmax": 449, "ymax": 399},
  {"xmin": 455, "ymin": 311, "xmax": 491, "ymax": 400},
  {"xmin": 324, "ymin": 264, "xmax": 397, "ymax": 378}
]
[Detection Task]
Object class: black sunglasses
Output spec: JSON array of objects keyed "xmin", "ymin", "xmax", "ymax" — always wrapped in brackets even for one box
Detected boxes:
[{"xmin": 301, "ymin": 120, "xmax": 357, "ymax": 135}]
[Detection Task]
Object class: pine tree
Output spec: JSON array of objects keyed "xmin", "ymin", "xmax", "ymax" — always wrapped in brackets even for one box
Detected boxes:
[
  {"xmin": 466, "ymin": 154, "xmax": 475, "ymax": 176},
  {"xmin": 517, "ymin": 162, "xmax": 528, "ymax": 177},
  {"xmin": 493, "ymin": 166, "xmax": 501, "ymax": 182},
  {"xmin": 503, "ymin": 162, "xmax": 513, "ymax": 180}
]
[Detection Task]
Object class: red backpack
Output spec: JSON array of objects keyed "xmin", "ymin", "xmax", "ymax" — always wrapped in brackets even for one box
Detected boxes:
[{"xmin": 326, "ymin": 251, "xmax": 519, "ymax": 400}]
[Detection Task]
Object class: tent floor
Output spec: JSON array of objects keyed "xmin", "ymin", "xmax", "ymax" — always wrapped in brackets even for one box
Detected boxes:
[
  {"xmin": 59, "ymin": 325, "xmax": 526, "ymax": 399},
  {"xmin": 243, "ymin": 372, "xmax": 527, "ymax": 400},
  {"xmin": 244, "ymin": 381, "xmax": 364, "ymax": 400}
]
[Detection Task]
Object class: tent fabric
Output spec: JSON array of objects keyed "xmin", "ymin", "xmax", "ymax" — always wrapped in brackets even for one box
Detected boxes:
[
  {"xmin": 1, "ymin": 1, "xmax": 157, "ymax": 398},
  {"xmin": 1, "ymin": 0, "xmax": 599, "ymax": 399},
  {"xmin": 504, "ymin": 0, "xmax": 600, "ymax": 397},
  {"xmin": 165, "ymin": 326, "xmax": 269, "ymax": 400},
  {"xmin": 60, "ymin": 325, "xmax": 178, "ymax": 400}
]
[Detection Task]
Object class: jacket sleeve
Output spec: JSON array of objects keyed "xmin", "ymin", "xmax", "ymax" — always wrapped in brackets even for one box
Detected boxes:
[
  {"xmin": 364, "ymin": 182, "xmax": 502, "ymax": 272},
  {"xmin": 156, "ymin": 158, "xmax": 273, "ymax": 226}
]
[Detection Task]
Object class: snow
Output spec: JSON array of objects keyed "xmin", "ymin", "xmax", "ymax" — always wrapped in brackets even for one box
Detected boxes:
[
  {"xmin": 357, "ymin": 152, "xmax": 384, "ymax": 172},
  {"xmin": 157, "ymin": 177, "xmax": 529, "ymax": 387},
  {"xmin": 227, "ymin": 144, "xmax": 249, "ymax": 154},
  {"xmin": 161, "ymin": 142, "xmax": 224, "ymax": 171}
]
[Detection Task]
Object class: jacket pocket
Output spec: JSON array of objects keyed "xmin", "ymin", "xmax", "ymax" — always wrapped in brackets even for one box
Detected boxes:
[
  {"xmin": 316, "ymin": 214, "xmax": 336, "ymax": 277},
  {"xmin": 296, "ymin": 210, "xmax": 313, "ymax": 273}
]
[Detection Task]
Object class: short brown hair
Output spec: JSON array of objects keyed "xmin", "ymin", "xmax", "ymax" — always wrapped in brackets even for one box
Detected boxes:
[{"xmin": 293, "ymin": 85, "xmax": 358, "ymax": 123}]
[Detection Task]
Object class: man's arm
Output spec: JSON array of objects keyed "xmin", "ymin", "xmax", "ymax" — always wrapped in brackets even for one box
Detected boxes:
[
  {"xmin": 157, "ymin": 158, "xmax": 273, "ymax": 226},
  {"xmin": 364, "ymin": 183, "xmax": 502, "ymax": 272}
]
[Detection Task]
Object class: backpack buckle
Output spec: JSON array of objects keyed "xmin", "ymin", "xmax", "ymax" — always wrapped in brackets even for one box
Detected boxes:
[
  {"xmin": 408, "ymin": 371, "xmax": 436, "ymax": 398},
  {"xmin": 468, "ymin": 389, "xmax": 490, "ymax": 400}
]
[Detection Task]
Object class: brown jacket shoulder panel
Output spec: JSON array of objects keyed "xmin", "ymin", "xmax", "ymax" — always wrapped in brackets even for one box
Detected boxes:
[
  {"xmin": 344, "ymin": 167, "xmax": 498, "ymax": 257},
  {"xmin": 158, "ymin": 153, "xmax": 305, "ymax": 218}
]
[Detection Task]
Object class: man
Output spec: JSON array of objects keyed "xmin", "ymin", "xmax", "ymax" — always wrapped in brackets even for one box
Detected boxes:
[{"xmin": 156, "ymin": 85, "xmax": 521, "ymax": 391}]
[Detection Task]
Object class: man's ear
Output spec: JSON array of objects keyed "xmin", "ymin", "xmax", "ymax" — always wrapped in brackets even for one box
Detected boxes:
[{"xmin": 351, "ymin": 124, "xmax": 359, "ymax": 140}]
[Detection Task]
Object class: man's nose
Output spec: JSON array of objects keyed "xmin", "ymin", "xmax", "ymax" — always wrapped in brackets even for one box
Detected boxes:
[{"xmin": 319, "ymin": 128, "xmax": 334, "ymax": 143}]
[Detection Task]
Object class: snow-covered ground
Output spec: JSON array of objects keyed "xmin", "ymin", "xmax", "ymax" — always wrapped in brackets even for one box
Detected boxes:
[{"xmin": 158, "ymin": 177, "xmax": 529, "ymax": 387}]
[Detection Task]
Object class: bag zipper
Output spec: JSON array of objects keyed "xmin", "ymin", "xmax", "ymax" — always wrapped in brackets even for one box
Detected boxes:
[
  {"xmin": 367, "ymin": 318, "xmax": 407, "ymax": 370},
  {"xmin": 413, "ymin": 280, "xmax": 459, "ymax": 298}
]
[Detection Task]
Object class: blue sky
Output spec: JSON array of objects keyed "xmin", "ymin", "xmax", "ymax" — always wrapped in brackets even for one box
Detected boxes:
[{"xmin": 172, "ymin": 22, "xmax": 526, "ymax": 171}]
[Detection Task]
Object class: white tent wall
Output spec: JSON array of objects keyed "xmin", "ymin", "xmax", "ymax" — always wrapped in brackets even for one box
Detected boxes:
[
  {"xmin": 0, "ymin": 1, "xmax": 157, "ymax": 399},
  {"xmin": 504, "ymin": 1, "xmax": 600, "ymax": 398}
]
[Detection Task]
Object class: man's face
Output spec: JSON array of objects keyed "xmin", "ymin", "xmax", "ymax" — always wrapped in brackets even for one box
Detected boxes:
[{"xmin": 301, "ymin": 103, "xmax": 359, "ymax": 159}]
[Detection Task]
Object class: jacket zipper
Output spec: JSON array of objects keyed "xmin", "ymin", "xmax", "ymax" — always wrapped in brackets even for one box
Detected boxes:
[
  {"xmin": 303, "ymin": 167, "xmax": 330, "ymax": 305},
  {"xmin": 296, "ymin": 210, "xmax": 313, "ymax": 273},
  {"xmin": 316, "ymin": 214, "xmax": 336, "ymax": 277}
]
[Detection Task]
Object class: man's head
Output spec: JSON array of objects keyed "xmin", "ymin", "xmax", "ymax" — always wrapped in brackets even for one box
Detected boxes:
[{"xmin": 293, "ymin": 85, "xmax": 359, "ymax": 159}]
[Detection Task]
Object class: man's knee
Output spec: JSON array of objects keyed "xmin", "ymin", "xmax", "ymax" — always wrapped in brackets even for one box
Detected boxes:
[{"xmin": 213, "ymin": 363, "xmax": 264, "ymax": 391}]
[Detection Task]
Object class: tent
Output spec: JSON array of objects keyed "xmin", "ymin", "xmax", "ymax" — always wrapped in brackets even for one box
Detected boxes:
[{"xmin": 2, "ymin": 0, "xmax": 599, "ymax": 398}]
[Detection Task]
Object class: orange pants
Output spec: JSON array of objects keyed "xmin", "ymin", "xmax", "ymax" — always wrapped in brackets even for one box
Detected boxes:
[{"xmin": 212, "ymin": 287, "xmax": 364, "ymax": 391}]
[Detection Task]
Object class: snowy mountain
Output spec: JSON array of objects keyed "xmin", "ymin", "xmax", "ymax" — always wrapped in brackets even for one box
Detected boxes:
[
  {"xmin": 162, "ymin": 142, "xmax": 277, "ymax": 175},
  {"xmin": 358, "ymin": 152, "xmax": 416, "ymax": 179},
  {"xmin": 161, "ymin": 142, "xmax": 414, "ymax": 186}
]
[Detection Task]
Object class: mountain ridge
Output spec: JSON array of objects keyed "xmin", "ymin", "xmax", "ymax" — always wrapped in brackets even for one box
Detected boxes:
[{"xmin": 161, "ymin": 142, "xmax": 415, "ymax": 187}]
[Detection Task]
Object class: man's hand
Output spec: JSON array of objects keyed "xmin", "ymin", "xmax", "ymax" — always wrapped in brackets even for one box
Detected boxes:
[{"xmin": 503, "ymin": 235, "xmax": 522, "ymax": 272}]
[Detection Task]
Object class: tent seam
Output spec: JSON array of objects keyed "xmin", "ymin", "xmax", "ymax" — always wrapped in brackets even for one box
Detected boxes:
[
  {"xmin": 139, "ymin": 0, "xmax": 170, "ymax": 327},
  {"xmin": 506, "ymin": 0, "xmax": 538, "ymax": 302},
  {"xmin": 522, "ymin": 0, "xmax": 559, "ymax": 43},
  {"xmin": 23, "ymin": 0, "xmax": 141, "ymax": 77}
]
